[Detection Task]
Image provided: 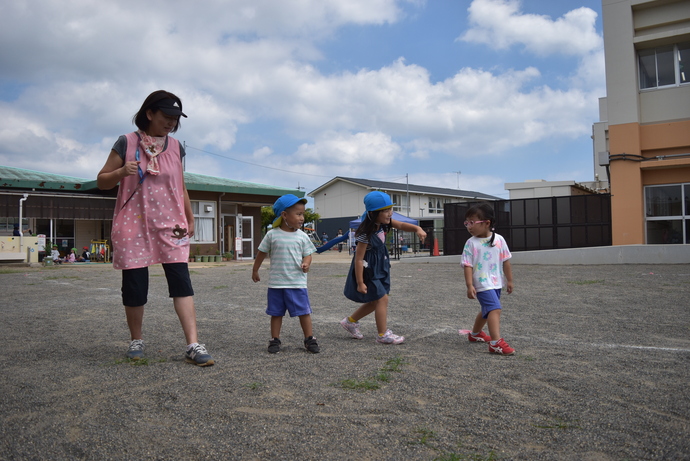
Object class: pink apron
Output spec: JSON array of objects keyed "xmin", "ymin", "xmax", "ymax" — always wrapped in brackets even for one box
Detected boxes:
[{"xmin": 111, "ymin": 132, "xmax": 190, "ymax": 270}]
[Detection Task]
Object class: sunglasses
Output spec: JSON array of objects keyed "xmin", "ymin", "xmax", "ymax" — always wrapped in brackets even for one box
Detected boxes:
[{"xmin": 464, "ymin": 220, "xmax": 489, "ymax": 227}]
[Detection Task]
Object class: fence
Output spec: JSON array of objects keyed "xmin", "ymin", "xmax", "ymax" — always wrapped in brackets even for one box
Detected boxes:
[{"xmin": 443, "ymin": 195, "xmax": 612, "ymax": 255}]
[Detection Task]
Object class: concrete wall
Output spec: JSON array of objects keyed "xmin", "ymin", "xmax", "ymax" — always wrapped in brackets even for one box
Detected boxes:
[{"xmin": 402, "ymin": 244, "xmax": 690, "ymax": 265}]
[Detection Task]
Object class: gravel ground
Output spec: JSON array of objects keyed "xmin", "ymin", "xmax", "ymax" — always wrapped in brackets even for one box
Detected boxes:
[{"xmin": 1, "ymin": 256, "xmax": 689, "ymax": 460}]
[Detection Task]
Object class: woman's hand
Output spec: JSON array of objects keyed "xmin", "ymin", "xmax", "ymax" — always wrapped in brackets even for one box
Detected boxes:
[
  {"xmin": 122, "ymin": 161, "xmax": 140, "ymax": 177},
  {"xmin": 357, "ymin": 282, "xmax": 368, "ymax": 294}
]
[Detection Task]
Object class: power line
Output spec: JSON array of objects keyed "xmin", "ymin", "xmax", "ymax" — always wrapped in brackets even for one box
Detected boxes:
[{"xmin": 185, "ymin": 145, "xmax": 333, "ymax": 178}]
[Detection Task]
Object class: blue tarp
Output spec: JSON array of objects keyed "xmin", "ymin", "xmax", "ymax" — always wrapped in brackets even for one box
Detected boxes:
[{"xmin": 348, "ymin": 211, "xmax": 418, "ymax": 229}]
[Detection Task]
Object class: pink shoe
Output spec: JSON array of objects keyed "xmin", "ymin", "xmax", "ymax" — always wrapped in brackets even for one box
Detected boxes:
[
  {"xmin": 468, "ymin": 331, "xmax": 492, "ymax": 342},
  {"xmin": 340, "ymin": 317, "xmax": 363, "ymax": 339},
  {"xmin": 488, "ymin": 338, "xmax": 515, "ymax": 355},
  {"xmin": 376, "ymin": 330, "xmax": 405, "ymax": 344}
]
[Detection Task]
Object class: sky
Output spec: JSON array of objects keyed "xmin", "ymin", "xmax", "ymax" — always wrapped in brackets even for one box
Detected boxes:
[{"xmin": 0, "ymin": 0, "xmax": 606, "ymax": 200}]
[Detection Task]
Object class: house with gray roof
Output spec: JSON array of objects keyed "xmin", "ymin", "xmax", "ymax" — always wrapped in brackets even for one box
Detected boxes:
[
  {"xmin": 0, "ymin": 165, "xmax": 301, "ymax": 262},
  {"xmin": 307, "ymin": 176, "xmax": 500, "ymax": 252}
]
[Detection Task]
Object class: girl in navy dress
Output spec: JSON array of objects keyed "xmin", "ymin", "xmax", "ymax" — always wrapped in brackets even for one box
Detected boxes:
[{"xmin": 340, "ymin": 191, "xmax": 426, "ymax": 344}]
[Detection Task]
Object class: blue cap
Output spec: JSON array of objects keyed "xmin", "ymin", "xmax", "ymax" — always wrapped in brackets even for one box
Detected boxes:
[
  {"xmin": 364, "ymin": 191, "xmax": 393, "ymax": 212},
  {"xmin": 361, "ymin": 191, "xmax": 393, "ymax": 221},
  {"xmin": 272, "ymin": 194, "xmax": 307, "ymax": 227}
]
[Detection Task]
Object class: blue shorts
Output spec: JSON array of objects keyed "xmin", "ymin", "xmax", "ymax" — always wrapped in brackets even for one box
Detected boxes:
[
  {"xmin": 476, "ymin": 289, "xmax": 502, "ymax": 319},
  {"xmin": 266, "ymin": 288, "xmax": 312, "ymax": 317}
]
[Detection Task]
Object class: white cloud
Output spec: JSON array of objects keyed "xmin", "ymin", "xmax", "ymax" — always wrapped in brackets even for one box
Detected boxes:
[
  {"xmin": 460, "ymin": 0, "xmax": 601, "ymax": 56},
  {"xmin": 295, "ymin": 131, "xmax": 402, "ymax": 166},
  {"xmin": 0, "ymin": 0, "xmax": 604, "ymax": 194}
]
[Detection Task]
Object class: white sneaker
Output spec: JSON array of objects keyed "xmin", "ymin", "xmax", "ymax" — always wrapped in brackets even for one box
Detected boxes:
[
  {"xmin": 340, "ymin": 317, "xmax": 363, "ymax": 339},
  {"xmin": 376, "ymin": 329, "xmax": 405, "ymax": 344}
]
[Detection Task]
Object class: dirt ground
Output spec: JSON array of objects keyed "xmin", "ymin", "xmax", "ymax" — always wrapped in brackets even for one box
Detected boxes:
[{"xmin": 1, "ymin": 256, "xmax": 689, "ymax": 460}]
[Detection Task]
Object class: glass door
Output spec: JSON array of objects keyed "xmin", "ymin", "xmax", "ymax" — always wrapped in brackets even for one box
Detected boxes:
[{"xmin": 235, "ymin": 215, "xmax": 254, "ymax": 260}]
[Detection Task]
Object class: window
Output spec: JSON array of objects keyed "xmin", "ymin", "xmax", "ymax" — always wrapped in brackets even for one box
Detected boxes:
[
  {"xmin": 428, "ymin": 197, "xmax": 451, "ymax": 214},
  {"xmin": 191, "ymin": 201, "xmax": 216, "ymax": 243},
  {"xmin": 639, "ymin": 42, "xmax": 690, "ymax": 89},
  {"xmin": 0, "ymin": 217, "xmax": 29, "ymax": 235},
  {"xmin": 391, "ymin": 193, "xmax": 408, "ymax": 214},
  {"xmin": 645, "ymin": 184, "xmax": 688, "ymax": 244}
]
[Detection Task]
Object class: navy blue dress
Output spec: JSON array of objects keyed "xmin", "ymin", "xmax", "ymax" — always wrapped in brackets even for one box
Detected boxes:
[{"xmin": 343, "ymin": 228, "xmax": 391, "ymax": 303}]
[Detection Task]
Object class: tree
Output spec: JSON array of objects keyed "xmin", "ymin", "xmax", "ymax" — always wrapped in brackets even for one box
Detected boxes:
[{"xmin": 260, "ymin": 206, "xmax": 320, "ymax": 234}]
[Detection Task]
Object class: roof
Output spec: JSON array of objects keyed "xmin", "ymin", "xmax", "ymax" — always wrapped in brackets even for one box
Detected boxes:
[
  {"xmin": 0, "ymin": 165, "xmax": 303, "ymax": 198},
  {"xmin": 308, "ymin": 176, "xmax": 501, "ymax": 200},
  {"xmin": 0, "ymin": 165, "xmax": 90, "ymax": 191},
  {"xmin": 182, "ymin": 172, "xmax": 303, "ymax": 197}
]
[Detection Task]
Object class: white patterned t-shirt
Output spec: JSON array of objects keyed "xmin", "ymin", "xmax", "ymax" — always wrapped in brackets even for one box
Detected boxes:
[{"xmin": 461, "ymin": 233, "xmax": 512, "ymax": 292}]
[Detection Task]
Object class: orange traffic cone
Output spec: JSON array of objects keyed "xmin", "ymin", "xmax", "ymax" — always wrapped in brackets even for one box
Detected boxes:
[{"xmin": 432, "ymin": 238, "xmax": 440, "ymax": 256}]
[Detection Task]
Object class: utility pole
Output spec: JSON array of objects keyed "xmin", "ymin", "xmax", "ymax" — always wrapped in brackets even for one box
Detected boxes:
[
  {"xmin": 406, "ymin": 174, "xmax": 410, "ymax": 217},
  {"xmin": 453, "ymin": 171, "xmax": 461, "ymax": 189}
]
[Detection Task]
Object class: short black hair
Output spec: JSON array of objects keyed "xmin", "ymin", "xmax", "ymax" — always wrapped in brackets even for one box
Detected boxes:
[{"xmin": 132, "ymin": 90, "xmax": 183, "ymax": 133}]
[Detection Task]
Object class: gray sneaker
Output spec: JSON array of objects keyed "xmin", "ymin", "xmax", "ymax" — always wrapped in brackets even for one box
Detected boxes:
[
  {"xmin": 340, "ymin": 317, "xmax": 363, "ymax": 339},
  {"xmin": 185, "ymin": 343, "xmax": 215, "ymax": 366},
  {"xmin": 126, "ymin": 339, "xmax": 144, "ymax": 360}
]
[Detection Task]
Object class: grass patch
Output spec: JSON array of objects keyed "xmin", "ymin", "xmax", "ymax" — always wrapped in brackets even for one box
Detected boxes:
[
  {"xmin": 45, "ymin": 275, "xmax": 81, "ymax": 280},
  {"xmin": 408, "ymin": 428, "xmax": 437, "ymax": 446},
  {"xmin": 333, "ymin": 355, "xmax": 406, "ymax": 391},
  {"xmin": 243, "ymin": 382, "xmax": 263, "ymax": 390},
  {"xmin": 408, "ymin": 431, "xmax": 499, "ymax": 461},
  {"xmin": 0, "ymin": 269, "xmax": 22, "ymax": 274},
  {"xmin": 567, "ymin": 279, "xmax": 604, "ymax": 285},
  {"xmin": 338, "ymin": 378, "xmax": 381, "ymax": 391},
  {"xmin": 435, "ymin": 451, "xmax": 498, "ymax": 461},
  {"xmin": 213, "ymin": 285, "xmax": 229, "ymax": 289},
  {"xmin": 532, "ymin": 418, "xmax": 580, "ymax": 430},
  {"xmin": 109, "ymin": 357, "xmax": 167, "ymax": 366}
]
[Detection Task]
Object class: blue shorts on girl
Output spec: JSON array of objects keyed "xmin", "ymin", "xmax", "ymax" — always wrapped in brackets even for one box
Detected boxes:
[
  {"xmin": 476, "ymin": 289, "xmax": 502, "ymax": 319},
  {"xmin": 266, "ymin": 288, "xmax": 312, "ymax": 317}
]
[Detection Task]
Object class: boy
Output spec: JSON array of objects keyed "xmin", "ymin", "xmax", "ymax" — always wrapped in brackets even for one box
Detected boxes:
[{"xmin": 252, "ymin": 194, "xmax": 319, "ymax": 354}]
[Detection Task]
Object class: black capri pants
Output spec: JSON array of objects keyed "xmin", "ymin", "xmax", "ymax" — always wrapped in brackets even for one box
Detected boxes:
[{"xmin": 122, "ymin": 263, "xmax": 194, "ymax": 307}]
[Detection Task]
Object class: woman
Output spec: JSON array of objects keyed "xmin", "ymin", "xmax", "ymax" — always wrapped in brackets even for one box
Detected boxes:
[{"xmin": 97, "ymin": 90, "xmax": 213, "ymax": 366}]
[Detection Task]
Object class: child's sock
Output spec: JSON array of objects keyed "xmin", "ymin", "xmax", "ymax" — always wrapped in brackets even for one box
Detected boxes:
[
  {"xmin": 186, "ymin": 342, "xmax": 199, "ymax": 351},
  {"xmin": 470, "ymin": 332, "xmax": 480, "ymax": 336},
  {"xmin": 378, "ymin": 332, "xmax": 385, "ymax": 337},
  {"xmin": 348, "ymin": 316, "xmax": 357, "ymax": 323},
  {"xmin": 490, "ymin": 340, "xmax": 498, "ymax": 345}
]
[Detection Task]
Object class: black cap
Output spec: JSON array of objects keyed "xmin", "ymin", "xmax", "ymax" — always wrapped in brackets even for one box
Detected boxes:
[{"xmin": 153, "ymin": 98, "xmax": 187, "ymax": 118}]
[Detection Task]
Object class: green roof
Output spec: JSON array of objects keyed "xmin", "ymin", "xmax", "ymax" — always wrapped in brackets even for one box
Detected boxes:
[
  {"xmin": 0, "ymin": 165, "xmax": 302, "ymax": 198},
  {"xmin": 0, "ymin": 165, "xmax": 89, "ymax": 191},
  {"xmin": 182, "ymin": 172, "xmax": 303, "ymax": 197}
]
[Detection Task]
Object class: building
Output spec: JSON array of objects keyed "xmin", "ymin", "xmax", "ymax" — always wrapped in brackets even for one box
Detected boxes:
[
  {"xmin": 599, "ymin": 0, "xmax": 690, "ymax": 245},
  {"xmin": 0, "ymin": 165, "xmax": 301, "ymax": 262},
  {"xmin": 308, "ymin": 176, "xmax": 500, "ymax": 248},
  {"xmin": 505, "ymin": 179, "xmax": 604, "ymax": 199}
]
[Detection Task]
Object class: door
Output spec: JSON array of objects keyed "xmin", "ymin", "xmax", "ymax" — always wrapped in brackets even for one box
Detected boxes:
[{"xmin": 236, "ymin": 214, "xmax": 254, "ymax": 260}]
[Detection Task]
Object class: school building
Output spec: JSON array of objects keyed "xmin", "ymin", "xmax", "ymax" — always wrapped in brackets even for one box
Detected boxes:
[{"xmin": 599, "ymin": 0, "xmax": 690, "ymax": 245}]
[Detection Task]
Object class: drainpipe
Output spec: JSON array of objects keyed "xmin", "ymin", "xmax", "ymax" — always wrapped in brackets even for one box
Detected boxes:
[
  {"xmin": 18, "ymin": 193, "xmax": 28, "ymax": 255},
  {"xmin": 218, "ymin": 192, "xmax": 225, "ymax": 256}
]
